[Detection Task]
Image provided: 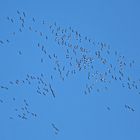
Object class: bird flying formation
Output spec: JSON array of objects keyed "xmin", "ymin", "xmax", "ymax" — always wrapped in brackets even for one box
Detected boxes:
[{"xmin": 0, "ymin": 10, "xmax": 139, "ymax": 136}]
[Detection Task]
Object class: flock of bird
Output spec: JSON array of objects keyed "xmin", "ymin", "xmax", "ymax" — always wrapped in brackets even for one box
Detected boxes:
[
  {"xmin": 0, "ymin": 10, "xmax": 139, "ymax": 135},
  {"xmin": 9, "ymin": 98, "xmax": 37, "ymax": 120}
]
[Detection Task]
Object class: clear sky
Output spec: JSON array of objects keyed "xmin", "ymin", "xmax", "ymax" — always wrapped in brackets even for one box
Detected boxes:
[{"xmin": 0, "ymin": 0, "xmax": 140, "ymax": 140}]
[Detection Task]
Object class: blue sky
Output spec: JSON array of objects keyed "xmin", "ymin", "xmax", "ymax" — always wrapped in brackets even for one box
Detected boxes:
[{"xmin": 0, "ymin": 0, "xmax": 140, "ymax": 140}]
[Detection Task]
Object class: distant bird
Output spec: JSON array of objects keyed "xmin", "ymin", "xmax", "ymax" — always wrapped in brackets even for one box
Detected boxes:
[
  {"xmin": 107, "ymin": 107, "xmax": 111, "ymax": 111},
  {"xmin": 51, "ymin": 123, "xmax": 59, "ymax": 132},
  {"xmin": 19, "ymin": 51, "xmax": 22, "ymax": 55}
]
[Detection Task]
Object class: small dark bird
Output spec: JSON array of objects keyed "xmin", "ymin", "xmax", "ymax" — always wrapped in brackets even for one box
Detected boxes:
[
  {"xmin": 23, "ymin": 12, "xmax": 26, "ymax": 17},
  {"xmin": 107, "ymin": 107, "xmax": 111, "ymax": 111},
  {"xmin": 19, "ymin": 51, "xmax": 22, "ymax": 55},
  {"xmin": 51, "ymin": 123, "xmax": 59, "ymax": 132}
]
